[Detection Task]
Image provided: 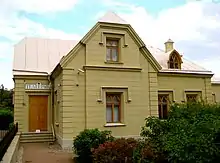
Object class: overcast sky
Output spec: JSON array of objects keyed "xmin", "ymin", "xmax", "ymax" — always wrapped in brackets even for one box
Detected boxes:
[{"xmin": 0, "ymin": 0, "xmax": 220, "ymax": 88}]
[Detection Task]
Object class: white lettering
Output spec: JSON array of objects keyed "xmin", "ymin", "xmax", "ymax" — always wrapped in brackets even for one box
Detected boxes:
[{"xmin": 25, "ymin": 82, "xmax": 51, "ymax": 90}]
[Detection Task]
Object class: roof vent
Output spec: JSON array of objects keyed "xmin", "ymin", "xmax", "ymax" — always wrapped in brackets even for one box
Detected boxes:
[{"xmin": 164, "ymin": 38, "xmax": 174, "ymax": 53}]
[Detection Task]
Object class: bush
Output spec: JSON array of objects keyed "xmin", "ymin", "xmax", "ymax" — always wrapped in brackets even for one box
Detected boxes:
[
  {"xmin": 92, "ymin": 138, "xmax": 163, "ymax": 163},
  {"xmin": 73, "ymin": 128, "xmax": 114, "ymax": 163},
  {"xmin": 0, "ymin": 109, "xmax": 13, "ymax": 130},
  {"xmin": 141, "ymin": 102, "xmax": 220, "ymax": 163}
]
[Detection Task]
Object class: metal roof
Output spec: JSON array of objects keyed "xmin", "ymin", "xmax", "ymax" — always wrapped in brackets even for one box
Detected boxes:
[{"xmin": 13, "ymin": 11, "xmax": 217, "ymax": 81}]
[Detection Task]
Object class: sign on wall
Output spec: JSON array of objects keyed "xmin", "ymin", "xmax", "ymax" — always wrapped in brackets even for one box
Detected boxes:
[{"xmin": 25, "ymin": 82, "xmax": 51, "ymax": 90}]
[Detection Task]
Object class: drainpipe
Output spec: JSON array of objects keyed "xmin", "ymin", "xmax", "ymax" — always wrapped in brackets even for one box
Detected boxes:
[{"xmin": 48, "ymin": 75, "xmax": 54, "ymax": 130}]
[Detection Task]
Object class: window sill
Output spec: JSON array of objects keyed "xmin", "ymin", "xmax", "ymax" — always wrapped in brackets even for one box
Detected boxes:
[
  {"xmin": 104, "ymin": 123, "xmax": 126, "ymax": 127},
  {"xmin": 105, "ymin": 61, "xmax": 123, "ymax": 64}
]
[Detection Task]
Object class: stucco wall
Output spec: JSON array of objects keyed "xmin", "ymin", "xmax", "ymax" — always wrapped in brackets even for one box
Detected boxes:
[
  {"xmin": 158, "ymin": 75, "xmax": 212, "ymax": 103},
  {"xmin": 211, "ymin": 83, "xmax": 220, "ymax": 103},
  {"xmin": 61, "ymin": 46, "xmax": 86, "ymax": 145},
  {"xmin": 54, "ymin": 72, "xmax": 63, "ymax": 140},
  {"xmin": 60, "ymin": 25, "xmax": 159, "ymax": 141},
  {"xmin": 14, "ymin": 76, "xmax": 51, "ymax": 132}
]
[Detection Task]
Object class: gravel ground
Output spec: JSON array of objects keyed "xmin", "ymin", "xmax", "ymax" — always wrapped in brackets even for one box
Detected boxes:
[
  {"xmin": 16, "ymin": 145, "xmax": 24, "ymax": 163},
  {"xmin": 20, "ymin": 142, "xmax": 74, "ymax": 163}
]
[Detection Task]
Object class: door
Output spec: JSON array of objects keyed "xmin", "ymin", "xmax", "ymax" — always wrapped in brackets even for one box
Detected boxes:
[{"xmin": 29, "ymin": 95, "xmax": 48, "ymax": 132}]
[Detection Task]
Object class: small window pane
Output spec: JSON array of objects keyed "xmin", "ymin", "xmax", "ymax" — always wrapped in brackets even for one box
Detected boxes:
[
  {"xmin": 111, "ymin": 40, "xmax": 118, "ymax": 46},
  {"xmin": 106, "ymin": 48, "xmax": 111, "ymax": 61},
  {"xmin": 113, "ymin": 106, "xmax": 119, "ymax": 122},
  {"xmin": 106, "ymin": 106, "xmax": 112, "ymax": 122},
  {"xmin": 158, "ymin": 105, "xmax": 162, "ymax": 119},
  {"xmin": 112, "ymin": 49, "xmax": 118, "ymax": 61},
  {"xmin": 162, "ymin": 104, "xmax": 168, "ymax": 119},
  {"xmin": 106, "ymin": 40, "xmax": 111, "ymax": 46}
]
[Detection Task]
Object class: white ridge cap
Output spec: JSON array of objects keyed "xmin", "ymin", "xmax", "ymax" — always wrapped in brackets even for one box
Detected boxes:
[{"xmin": 98, "ymin": 11, "xmax": 128, "ymax": 24}]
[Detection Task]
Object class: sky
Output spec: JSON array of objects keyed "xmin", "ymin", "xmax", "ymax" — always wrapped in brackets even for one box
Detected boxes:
[{"xmin": 0, "ymin": 0, "xmax": 220, "ymax": 89}]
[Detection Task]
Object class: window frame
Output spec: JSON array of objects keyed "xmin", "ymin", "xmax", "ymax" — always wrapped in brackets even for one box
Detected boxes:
[
  {"xmin": 168, "ymin": 53, "xmax": 181, "ymax": 69},
  {"xmin": 106, "ymin": 38, "xmax": 120, "ymax": 62},
  {"xmin": 105, "ymin": 92, "xmax": 122, "ymax": 123},
  {"xmin": 184, "ymin": 91, "xmax": 202, "ymax": 103},
  {"xmin": 158, "ymin": 94, "xmax": 170, "ymax": 119},
  {"xmin": 186, "ymin": 94, "xmax": 198, "ymax": 103},
  {"xmin": 212, "ymin": 93, "xmax": 216, "ymax": 103}
]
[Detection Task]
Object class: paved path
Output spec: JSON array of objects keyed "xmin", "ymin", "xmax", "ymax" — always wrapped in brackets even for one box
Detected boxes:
[{"xmin": 21, "ymin": 143, "xmax": 74, "ymax": 163}]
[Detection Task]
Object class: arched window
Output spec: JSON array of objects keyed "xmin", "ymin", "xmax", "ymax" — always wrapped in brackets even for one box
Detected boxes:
[{"xmin": 168, "ymin": 53, "xmax": 181, "ymax": 69}]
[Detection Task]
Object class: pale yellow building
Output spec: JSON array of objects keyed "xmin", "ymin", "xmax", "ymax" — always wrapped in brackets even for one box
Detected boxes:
[{"xmin": 13, "ymin": 11, "xmax": 220, "ymax": 148}]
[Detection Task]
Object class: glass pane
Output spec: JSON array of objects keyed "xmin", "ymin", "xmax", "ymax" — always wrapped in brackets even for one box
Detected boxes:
[
  {"xmin": 113, "ymin": 106, "xmax": 119, "ymax": 122},
  {"xmin": 112, "ymin": 49, "xmax": 118, "ymax": 61},
  {"xmin": 158, "ymin": 105, "xmax": 162, "ymax": 119},
  {"xmin": 174, "ymin": 63, "xmax": 179, "ymax": 68},
  {"xmin": 170, "ymin": 63, "xmax": 174, "ymax": 68},
  {"xmin": 106, "ymin": 48, "xmax": 111, "ymax": 61},
  {"xmin": 106, "ymin": 106, "xmax": 112, "ymax": 122},
  {"xmin": 111, "ymin": 40, "xmax": 118, "ymax": 46},
  {"xmin": 106, "ymin": 41, "xmax": 111, "ymax": 46},
  {"xmin": 162, "ymin": 105, "xmax": 168, "ymax": 119}
]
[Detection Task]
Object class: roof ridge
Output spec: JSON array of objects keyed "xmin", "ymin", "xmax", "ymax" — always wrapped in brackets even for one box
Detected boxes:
[{"xmin": 98, "ymin": 11, "xmax": 128, "ymax": 24}]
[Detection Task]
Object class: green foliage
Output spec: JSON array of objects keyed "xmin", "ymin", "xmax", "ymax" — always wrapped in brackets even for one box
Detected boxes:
[
  {"xmin": 141, "ymin": 102, "xmax": 220, "ymax": 163},
  {"xmin": 0, "ymin": 84, "xmax": 13, "ymax": 111},
  {"xmin": 0, "ymin": 109, "xmax": 13, "ymax": 130},
  {"xmin": 92, "ymin": 137, "xmax": 165, "ymax": 163},
  {"xmin": 73, "ymin": 128, "xmax": 114, "ymax": 163},
  {"xmin": 0, "ymin": 84, "xmax": 14, "ymax": 130},
  {"xmin": 92, "ymin": 138, "xmax": 139, "ymax": 163}
]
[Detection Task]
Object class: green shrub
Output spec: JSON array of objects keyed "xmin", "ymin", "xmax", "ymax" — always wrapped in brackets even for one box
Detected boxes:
[
  {"xmin": 73, "ymin": 128, "xmax": 114, "ymax": 163},
  {"xmin": 92, "ymin": 138, "xmax": 138, "ymax": 163},
  {"xmin": 0, "ymin": 109, "xmax": 13, "ymax": 130},
  {"xmin": 141, "ymin": 102, "xmax": 220, "ymax": 163},
  {"xmin": 92, "ymin": 137, "xmax": 164, "ymax": 163}
]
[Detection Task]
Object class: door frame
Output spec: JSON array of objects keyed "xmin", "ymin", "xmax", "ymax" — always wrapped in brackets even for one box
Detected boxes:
[{"xmin": 26, "ymin": 92, "xmax": 51, "ymax": 132}]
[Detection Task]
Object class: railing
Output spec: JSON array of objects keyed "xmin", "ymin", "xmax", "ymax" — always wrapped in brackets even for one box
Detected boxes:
[
  {"xmin": 0, "ymin": 130, "xmax": 8, "ymax": 140},
  {"xmin": 51, "ymin": 124, "xmax": 56, "ymax": 142},
  {"xmin": 0, "ymin": 123, "xmax": 18, "ymax": 161}
]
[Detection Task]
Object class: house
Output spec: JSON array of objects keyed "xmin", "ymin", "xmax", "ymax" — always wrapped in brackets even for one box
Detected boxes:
[{"xmin": 12, "ymin": 11, "xmax": 220, "ymax": 148}]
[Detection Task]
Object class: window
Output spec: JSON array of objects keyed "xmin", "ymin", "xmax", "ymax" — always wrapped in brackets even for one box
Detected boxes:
[
  {"xmin": 106, "ymin": 93, "xmax": 121, "ymax": 123},
  {"xmin": 106, "ymin": 39, "xmax": 119, "ymax": 62},
  {"xmin": 212, "ymin": 93, "xmax": 216, "ymax": 103},
  {"xmin": 158, "ymin": 95, "xmax": 169, "ymax": 119},
  {"xmin": 186, "ymin": 94, "xmax": 198, "ymax": 103},
  {"xmin": 169, "ymin": 53, "xmax": 181, "ymax": 69}
]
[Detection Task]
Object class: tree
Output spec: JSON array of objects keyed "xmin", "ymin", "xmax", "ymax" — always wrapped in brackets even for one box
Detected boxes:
[
  {"xmin": 0, "ymin": 84, "xmax": 13, "ymax": 110},
  {"xmin": 141, "ymin": 102, "xmax": 220, "ymax": 163}
]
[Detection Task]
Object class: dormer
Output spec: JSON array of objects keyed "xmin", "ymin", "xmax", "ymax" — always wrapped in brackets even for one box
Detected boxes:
[{"xmin": 165, "ymin": 39, "xmax": 183, "ymax": 69}]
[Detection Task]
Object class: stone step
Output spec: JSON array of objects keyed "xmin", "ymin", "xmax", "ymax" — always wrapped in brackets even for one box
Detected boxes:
[
  {"xmin": 20, "ymin": 132, "xmax": 55, "ymax": 143},
  {"xmin": 21, "ymin": 133, "xmax": 53, "ymax": 137},
  {"xmin": 20, "ymin": 138, "xmax": 55, "ymax": 143}
]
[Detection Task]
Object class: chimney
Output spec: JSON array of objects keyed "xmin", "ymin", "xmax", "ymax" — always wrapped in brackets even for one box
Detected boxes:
[{"xmin": 164, "ymin": 39, "xmax": 174, "ymax": 53}]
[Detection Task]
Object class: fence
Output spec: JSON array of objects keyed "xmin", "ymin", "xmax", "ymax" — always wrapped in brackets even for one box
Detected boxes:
[
  {"xmin": 0, "ymin": 130, "xmax": 8, "ymax": 140},
  {"xmin": 0, "ymin": 123, "xmax": 18, "ymax": 161}
]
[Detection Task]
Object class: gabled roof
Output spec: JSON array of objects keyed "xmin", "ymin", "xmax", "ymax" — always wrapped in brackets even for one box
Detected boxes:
[
  {"xmin": 98, "ymin": 11, "xmax": 128, "ymax": 24},
  {"xmin": 13, "ymin": 37, "xmax": 78, "ymax": 75},
  {"xmin": 13, "ymin": 11, "xmax": 214, "ymax": 77}
]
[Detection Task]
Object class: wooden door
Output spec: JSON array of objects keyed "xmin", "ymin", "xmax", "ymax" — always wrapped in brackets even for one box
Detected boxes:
[{"xmin": 29, "ymin": 95, "xmax": 48, "ymax": 132}]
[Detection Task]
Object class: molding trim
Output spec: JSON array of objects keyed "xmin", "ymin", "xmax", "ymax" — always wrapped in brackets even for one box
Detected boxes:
[
  {"xmin": 183, "ymin": 89, "xmax": 203, "ymax": 102},
  {"xmin": 184, "ymin": 89, "xmax": 202, "ymax": 92},
  {"xmin": 158, "ymin": 89, "xmax": 176, "ymax": 102},
  {"xmin": 97, "ymin": 86, "xmax": 132, "ymax": 103},
  {"xmin": 158, "ymin": 71, "xmax": 213, "ymax": 78},
  {"xmin": 99, "ymin": 31, "xmax": 128, "ymax": 47},
  {"xmin": 83, "ymin": 65, "xmax": 142, "ymax": 72},
  {"xmin": 13, "ymin": 75, "xmax": 49, "ymax": 80}
]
